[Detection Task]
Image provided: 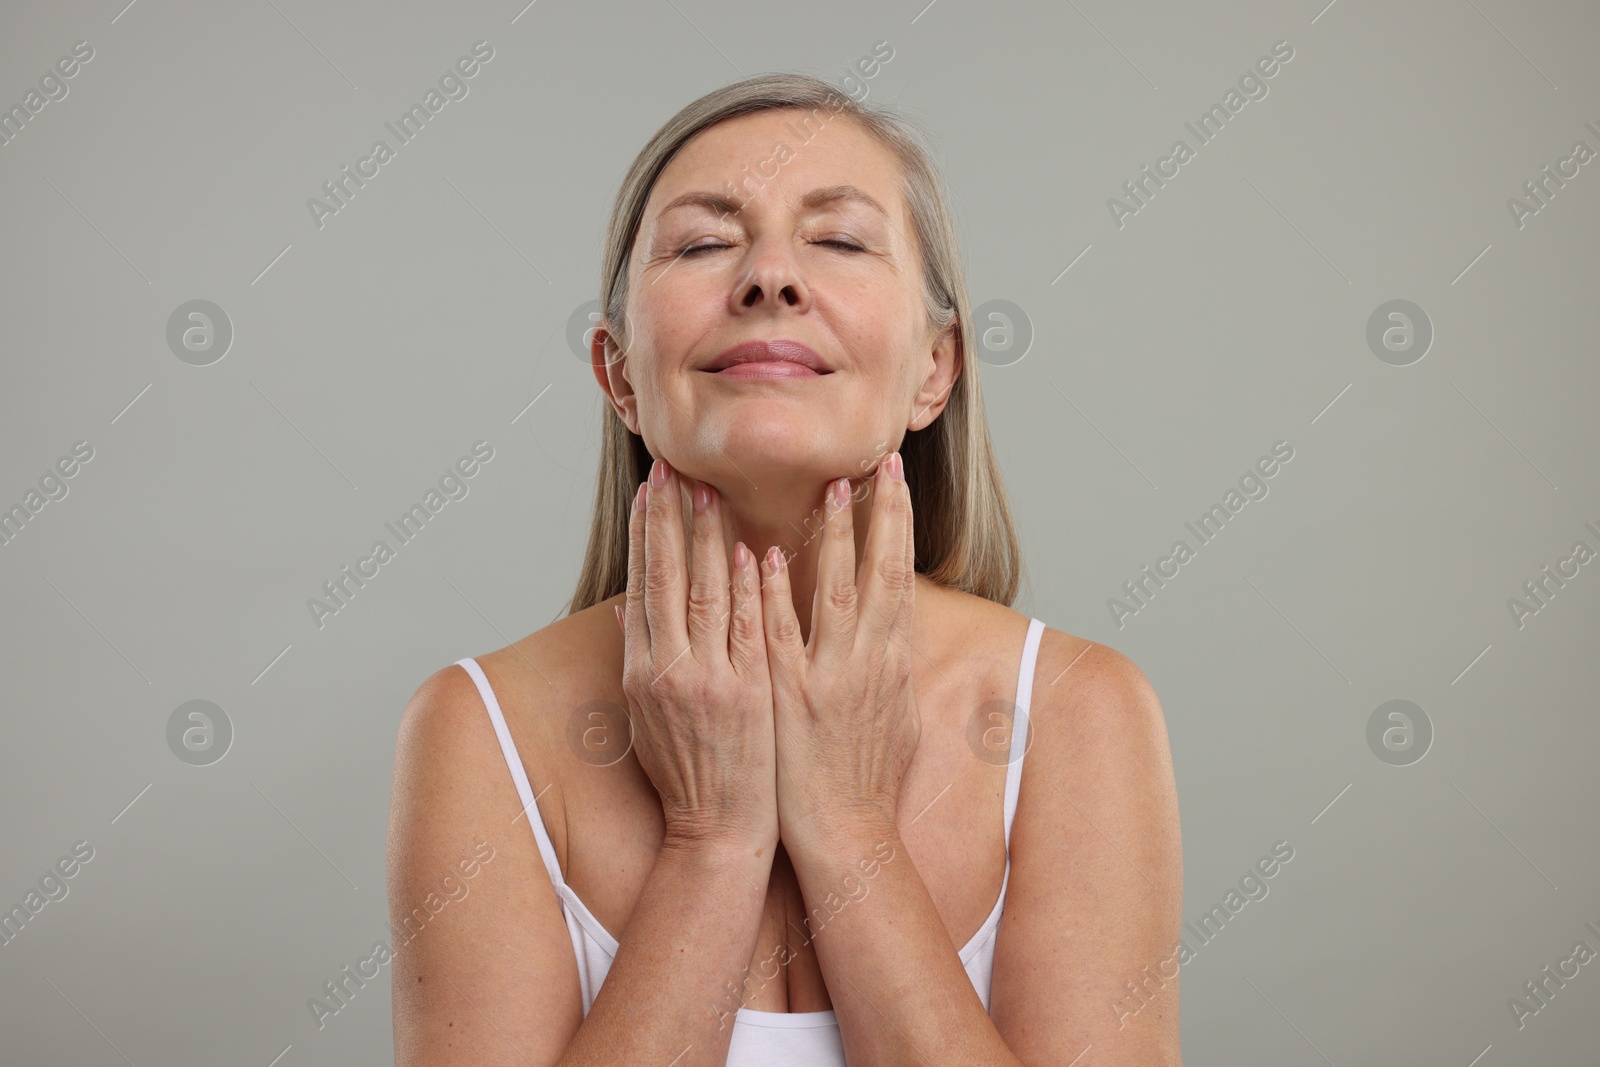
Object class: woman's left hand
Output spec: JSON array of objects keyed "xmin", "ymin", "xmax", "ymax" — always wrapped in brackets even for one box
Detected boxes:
[{"xmin": 759, "ymin": 451, "xmax": 920, "ymax": 862}]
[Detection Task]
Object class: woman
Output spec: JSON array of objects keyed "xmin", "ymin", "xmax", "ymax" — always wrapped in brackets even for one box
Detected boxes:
[{"xmin": 387, "ymin": 72, "xmax": 1182, "ymax": 1066}]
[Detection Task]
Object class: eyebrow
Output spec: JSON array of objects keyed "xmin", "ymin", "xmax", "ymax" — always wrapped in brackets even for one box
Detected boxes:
[{"xmin": 657, "ymin": 184, "xmax": 890, "ymax": 222}]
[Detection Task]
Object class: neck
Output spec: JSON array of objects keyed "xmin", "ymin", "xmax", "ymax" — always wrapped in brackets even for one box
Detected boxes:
[{"xmin": 677, "ymin": 471, "xmax": 878, "ymax": 644}]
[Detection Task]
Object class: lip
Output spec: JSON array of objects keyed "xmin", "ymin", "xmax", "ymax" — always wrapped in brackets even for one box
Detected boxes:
[{"xmin": 702, "ymin": 339, "xmax": 833, "ymax": 376}]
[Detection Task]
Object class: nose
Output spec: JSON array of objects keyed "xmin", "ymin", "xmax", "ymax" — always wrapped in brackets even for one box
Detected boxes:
[{"xmin": 734, "ymin": 238, "xmax": 811, "ymax": 313}]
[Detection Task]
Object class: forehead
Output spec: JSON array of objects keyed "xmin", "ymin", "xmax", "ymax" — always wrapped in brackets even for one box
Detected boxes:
[{"xmin": 643, "ymin": 109, "xmax": 904, "ymax": 221}]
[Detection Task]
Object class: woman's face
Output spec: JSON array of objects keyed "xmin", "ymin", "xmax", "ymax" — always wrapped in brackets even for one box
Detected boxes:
[{"xmin": 597, "ymin": 108, "xmax": 959, "ymax": 492}]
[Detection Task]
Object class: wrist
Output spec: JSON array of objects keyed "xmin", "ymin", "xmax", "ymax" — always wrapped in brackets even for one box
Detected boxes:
[
  {"xmin": 787, "ymin": 828, "xmax": 905, "ymax": 906},
  {"xmin": 651, "ymin": 834, "xmax": 776, "ymax": 935},
  {"xmin": 782, "ymin": 806, "xmax": 902, "ymax": 870},
  {"xmin": 661, "ymin": 821, "xmax": 779, "ymax": 873}
]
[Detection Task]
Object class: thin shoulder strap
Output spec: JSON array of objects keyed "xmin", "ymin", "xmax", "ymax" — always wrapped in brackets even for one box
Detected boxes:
[
  {"xmin": 454, "ymin": 657, "xmax": 565, "ymax": 891},
  {"xmin": 1003, "ymin": 618, "xmax": 1046, "ymax": 848}
]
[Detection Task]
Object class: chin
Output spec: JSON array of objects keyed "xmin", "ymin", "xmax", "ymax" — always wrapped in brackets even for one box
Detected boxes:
[{"xmin": 696, "ymin": 414, "xmax": 835, "ymax": 473}]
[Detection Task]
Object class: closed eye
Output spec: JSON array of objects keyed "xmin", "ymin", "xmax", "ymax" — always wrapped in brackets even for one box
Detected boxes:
[{"xmin": 678, "ymin": 239, "xmax": 864, "ymax": 256}]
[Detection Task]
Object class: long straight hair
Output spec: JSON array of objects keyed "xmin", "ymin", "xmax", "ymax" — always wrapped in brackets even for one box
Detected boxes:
[{"xmin": 564, "ymin": 72, "xmax": 1022, "ymax": 616}]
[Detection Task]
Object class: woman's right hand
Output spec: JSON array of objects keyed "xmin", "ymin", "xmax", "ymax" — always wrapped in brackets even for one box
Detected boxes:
[{"xmin": 617, "ymin": 457, "xmax": 778, "ymax": 855}]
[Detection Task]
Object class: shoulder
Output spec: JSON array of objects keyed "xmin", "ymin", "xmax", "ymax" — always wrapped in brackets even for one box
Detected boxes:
[
  {"xmin": 1033, "ymin": 629, "xmax": 1164, "ymax": 736},
  {"xmin": 391, "ymin": 596, "xmax": 630, "ymax": 844},
  {"xmin": 399, "ymin": 594, "xmax": 627, "ymax": 751},
  {"xmin": 1027, "ymin": 628, "xmax": 1173, "ymax": 811},
  {"xmin": 991, "ymin": 630, "xmax": 1183, "ymax": 1062},
  {"xmin": 916, "ymin": 577, "xmax": 1039, "ymax": 668},
  {"xmin": 919, "ymin": 580, "xmax": 1122, "ymax": 699},
  {"xmin": 925, "ymin": 586, "xmax": 1180, "ymax": 879},
  {"xmin": 968, "ymin": 597, "xmax": 1176, "ymax": 876},
  {"xmin": 387, "ymin": 602, "xmax": 627, "ymax": 866},
  {"xmin": 388, "ymin": 629, "xmax": 594, "ymax": 1061},
  {"xmin": 479, "ymin": 593, "xmax": 627, "ymax": 699},
  {"xmin": 918, "ymin": 583, "xmax": 1163, "ymax": 760}
]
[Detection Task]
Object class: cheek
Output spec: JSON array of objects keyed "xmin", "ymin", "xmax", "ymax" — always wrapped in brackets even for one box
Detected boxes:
[
  {"xmin": 631, "ymin": 295, "xmax": 710, "ymax": 377},
  {"xmin": 834, "ymin": 334, "xmax": 915, "ymax": 419}
]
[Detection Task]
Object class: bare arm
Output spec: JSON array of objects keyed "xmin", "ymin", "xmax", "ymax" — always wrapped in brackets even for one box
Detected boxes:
[
  {"xmin": 387, "ymin": 664, "xmax": 777, "ymax": 1066},
  {"xmin": 789, "ymin": 825, "xmax": 1022, "ymax": 1065},
  {"xmin": 781, "ymin": 637, "xmax": 1183, "ymax": 1066},
  {"xmin": 566, "ymin": 833, "xmax": 775, "ymax": 1064},
  {"xmin": 991, "ymin": 638, "xmax": 1184, "ymax": 1066}
]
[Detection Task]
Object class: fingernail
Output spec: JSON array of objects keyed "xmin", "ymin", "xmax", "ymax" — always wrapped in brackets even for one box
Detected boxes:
[
  {"xmin": 614, "ymin": 604, "xmax": 623, "ymax": 631},
  {"xmin": 650, "ymin": 458, "xmax": 668, "ymax": 488},
  {"xmin": 693, "ymin": 484, "xmax": 711, "ymax": 512},
  {"xmin": 734, "ymin": 541, "xmax": 750, "ymax": 569},
  {"xmin": 764, "ymin": 546, "xmax": 784, "ymax": 576},
  {"xmin": 634, "ymin": 482, "xmax": 646, "ymax": 512},
  {"xmin": 888, "ymin": 452, "xmax": 904, "ymax": 482},
  {"xmin": 831, "ymin": 477, "xmax": 850, "ymax": 507}
]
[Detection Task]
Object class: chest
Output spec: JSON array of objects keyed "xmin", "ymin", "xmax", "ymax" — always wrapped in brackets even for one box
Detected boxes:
[{"xmin": 555, "ymin": 716, "xmax": 1011, "ymax": 1015}]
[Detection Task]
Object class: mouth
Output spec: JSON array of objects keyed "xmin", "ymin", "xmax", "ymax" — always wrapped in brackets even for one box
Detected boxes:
[{"xmin": 701, "ymin": 339, "xmax": 834, "ymax": 378}]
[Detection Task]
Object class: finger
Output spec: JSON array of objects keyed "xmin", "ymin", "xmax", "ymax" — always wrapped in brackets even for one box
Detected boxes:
[
  {"xmin": 810, "ymin": 476, "xmax": 858, "ymax": 663},
  {"xmin": 642, "ymin": 458, "xmax": 691, "ymax": 666},
  {"xmin": 895, "ymin": 460, "xmax": 916, "ymax": 644},
  {"xmin": 624, "ymin": 481, "xmax": 650, "ymax": 661},
  {"xmin": 759, "ymin": 546, "xmax": 806, "ymax": 682},
  {"xmin": 727, "ymin": 541, "xmax": 768, "ymax": 683},
  {"xmin": 685, "ymin": 480, "xmax": 731, "ymax": 660},
  {"xmin": 856, "ymin": 451, "xmax": 911, "ymax": 647}
]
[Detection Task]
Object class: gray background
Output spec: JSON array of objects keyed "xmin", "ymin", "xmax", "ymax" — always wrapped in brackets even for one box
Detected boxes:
[{"xmin": 2, "ymin": 0, "xmax": 1597, "ymax": 1063}]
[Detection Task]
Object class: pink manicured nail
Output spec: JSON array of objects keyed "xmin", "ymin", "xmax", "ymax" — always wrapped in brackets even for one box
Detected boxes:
[
  {"xmin": 693, "ymin": 484, "xmax": 711, "ymax": 512},
  {"xmin": 634, "ymin": 482, "xmax": 646, "ymax": 512},
  {"xmin": 734, "ymin": 541, "xmax": 750, "ymax": 569},
  {"xmin": 650, "ymin": 458, "xmax": 668, "ymax": 488},
  {"xmin": 831, "ymin": 477, "xmax": 850, "ymax": 507},
  {"xmin": 888, "ymin": 452, "xmax": 904, "ymax": 481},
  {"xmin": 764, "ymin": 547, "xmax": 783, "ymax": 575}
]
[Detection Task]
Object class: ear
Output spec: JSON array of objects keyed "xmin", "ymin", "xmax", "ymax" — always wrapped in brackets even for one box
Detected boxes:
[
  {"xmin": 589, "ymin": 322, "xmax": 641, "ymax": 435},
  {"xmin": 906, "ymin": 318, "xmax": 962, "ymax": 432}
]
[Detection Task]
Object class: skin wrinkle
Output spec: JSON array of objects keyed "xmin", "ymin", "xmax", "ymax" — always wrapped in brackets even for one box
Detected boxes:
[{"xmin": 593, "ymin": 108, "xmax": 958, "ymax": 645}]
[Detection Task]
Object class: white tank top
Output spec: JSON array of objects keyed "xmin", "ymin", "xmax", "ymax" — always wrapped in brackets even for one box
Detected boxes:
[{"xmin": 456, "ymin": 615, "xmax": 1045, "ymax": 1064}]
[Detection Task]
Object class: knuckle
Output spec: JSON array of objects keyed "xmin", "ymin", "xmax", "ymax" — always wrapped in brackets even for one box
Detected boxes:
[
  {"xmin": 643, "ymin": 554, "xmax": 676, "ymax": 595},
  {"xmin": 830, "ymin": 506, "xmax": 852, "ymax": 539},
  {"xmin": 693, "ymin": 509, "xmax": 721, "ymax": 546},
  {"xmin": 826, "ymin": 581, "xmax": 856, "ymax": 615},
  {"xmin": 892, "ymin": 491, "xmax": 914, "ymax": 529},
  {"xmin": 642, "ymin": 660, "xmax": 681, "ymax": 701},
  {"xmin": 875, "ymin": 553, "xmax": 903, "ymax": 588},
  {"xmin": 645, "ymin": 488, "xmax": 674, "ymax": 524},
  {"xmin": 619, "ymin": 661, "xmax": 643, "ymax": 700},
  {"xmin": 658, "ymin": 668, "xmax": 713, "ymax": 711},
  {"xmin": 767, "ymin": 611, "xmax": 800, "ymax": 646},
  {"xmin": 729, "ymin": 605, "xmax": 761, "ymax": 646},
  {"xmin": 686, "ymin": 576, "xmax": 724, "ymax": 617}
]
